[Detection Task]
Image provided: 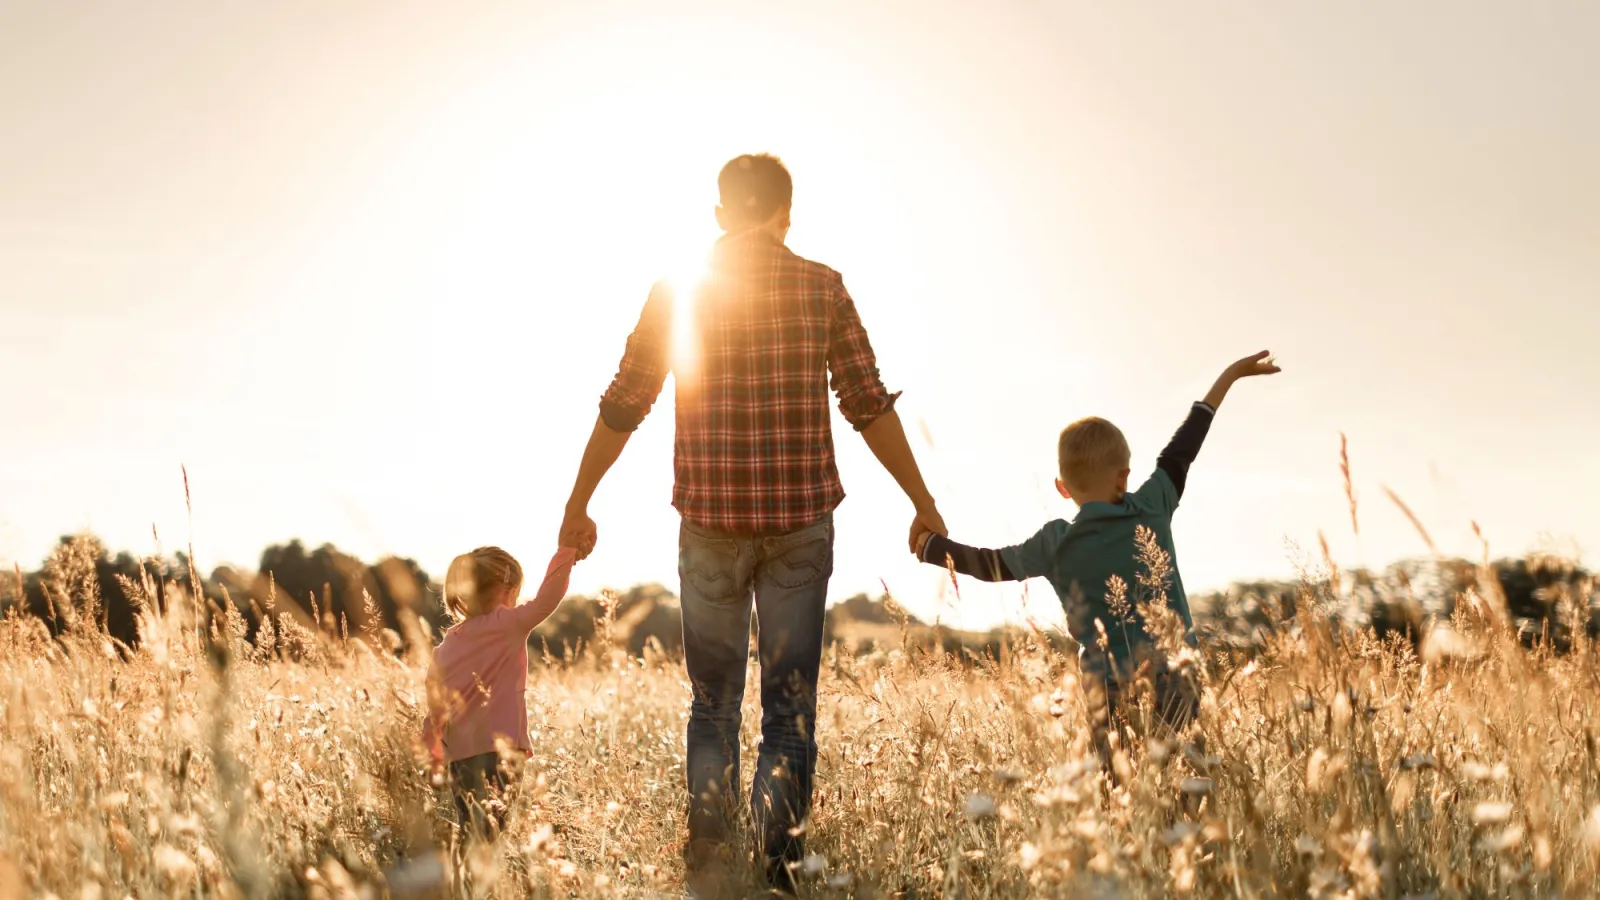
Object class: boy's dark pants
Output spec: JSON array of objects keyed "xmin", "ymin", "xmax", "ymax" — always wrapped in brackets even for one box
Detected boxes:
[
  {"xmin": 1083, "ymin": 662, "xmax": 1200, "ymax": 774},
  {"xmin": 450, "ymin": 752, "xmax": 513, "ymax": 842}
]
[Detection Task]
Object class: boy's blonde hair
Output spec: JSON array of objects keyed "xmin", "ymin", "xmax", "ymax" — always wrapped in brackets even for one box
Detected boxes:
[
  {"xmin": 444, "ymin": 546, "xmax": 523, "ymax": 620},
  {"xmin": 1058, "ymin": 417, "xmax": 1131, "ymax": 489}
]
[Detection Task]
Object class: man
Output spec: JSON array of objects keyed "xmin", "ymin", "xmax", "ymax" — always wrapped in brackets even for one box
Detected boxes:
[{"xmin": 559, "ymin": 154, "xmax": 945, "ymax": 894}]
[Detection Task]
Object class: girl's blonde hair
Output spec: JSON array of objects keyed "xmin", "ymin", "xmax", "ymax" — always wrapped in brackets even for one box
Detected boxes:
[{"xmin": 444, "ymin": 546, "xmax": 524, "ymax": 620}]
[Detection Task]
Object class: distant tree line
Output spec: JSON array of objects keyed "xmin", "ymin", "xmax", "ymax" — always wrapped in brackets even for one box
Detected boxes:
[
  {"xmin": 1194, "ymin": 556, "xmax": 1598, "ymax": 655},
  {"xmin": 2, "ymin": 535, "xmax": 1594, "ymax": 662},
  {"xmin": 1, "ymin": 534, "xmax": 452, "ymax": 656}
]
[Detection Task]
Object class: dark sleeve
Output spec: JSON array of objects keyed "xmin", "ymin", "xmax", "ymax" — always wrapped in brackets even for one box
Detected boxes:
[
  {"xmin": 918, "ymin": 534, "xmax": 1023, "ymax": 582},
  {"xmin": 1154, "ymin": 401, "xmax": 1217, "ymax": 498},
  {"xmin": 597, "ymin": 283, "xmax": 673, "ymax": 432}
]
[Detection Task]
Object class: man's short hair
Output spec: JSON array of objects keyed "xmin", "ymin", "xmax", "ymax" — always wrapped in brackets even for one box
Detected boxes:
[
  {"xmin": 1058, "ymin": 417, "xmax": 1131, "ymax": 488},
  {"xmin": 718, "ymin": 154, "xmax": 793, "ymax": 229}
]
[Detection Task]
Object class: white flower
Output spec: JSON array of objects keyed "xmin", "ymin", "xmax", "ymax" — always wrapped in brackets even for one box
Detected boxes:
[
  {"xmin": 965, "ymin": 793, "xmax": 998, "ymax": 819},
  {"xmin": 1472, "ymin": 802, "xmax": 1514, "ymax": 825}
]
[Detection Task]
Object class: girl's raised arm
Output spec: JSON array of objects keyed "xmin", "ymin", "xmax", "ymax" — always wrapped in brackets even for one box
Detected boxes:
[{"xmin": 507, "ymin": 546, "xmax": 579, "ymax": 633}]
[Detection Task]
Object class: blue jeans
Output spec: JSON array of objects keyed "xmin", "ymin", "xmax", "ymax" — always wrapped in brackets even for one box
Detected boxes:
[{"xmin": 678, "ymin": 513, "xmax": 833, "ymax": 872}]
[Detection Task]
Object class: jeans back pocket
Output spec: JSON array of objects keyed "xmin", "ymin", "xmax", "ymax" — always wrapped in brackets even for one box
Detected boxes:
[
  {"xmin": 680, "ymin": 524, "xmax": 744, "ymax": 603},
  {"xmin": 763, "ymin": 518, "xmax": 834, "ymax": 590}
]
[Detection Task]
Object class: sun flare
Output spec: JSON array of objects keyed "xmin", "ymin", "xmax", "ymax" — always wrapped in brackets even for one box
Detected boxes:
[{"xmin": 667, "ymin": 254, "xmax": 713, "ymax": 379}]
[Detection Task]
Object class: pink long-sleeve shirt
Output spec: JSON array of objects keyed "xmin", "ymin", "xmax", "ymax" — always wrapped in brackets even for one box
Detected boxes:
[{"xmin": 421, "ymin": 547, "xmax": 577, "ymax": 763}]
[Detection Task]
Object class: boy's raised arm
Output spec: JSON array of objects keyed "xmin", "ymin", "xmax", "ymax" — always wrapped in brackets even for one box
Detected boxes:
[
  {"xmin": 1157, "ymin": 350, "xmax": 1281, "ymax": 499},
  {"xmin": 1154, "ymin": 403, "xmax": 1217, "ymax": 499}
]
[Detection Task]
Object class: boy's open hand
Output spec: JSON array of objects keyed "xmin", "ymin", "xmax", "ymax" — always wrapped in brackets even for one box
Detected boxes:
[
  {"xmin": 1224, "ymin": 350, "xmax": 1281, "ymax": 381},
  {"xmin": 1205, "ymin": 350, "xmax": 1281, "ymax": 409}
]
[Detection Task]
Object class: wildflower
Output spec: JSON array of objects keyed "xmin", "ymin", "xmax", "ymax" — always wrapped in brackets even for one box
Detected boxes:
[
  {"xmin": 168, "ymin": 813, "xmax": 201, "ymax": 837},
  {"xmin": 525, "ymin": 823, "xmax": 554, "ymax": 853},
  {"xmin": 1420, "ymin": 625, "xmax": 1480, "ymax": 663},
  {"xmin": 153, "ymin": 845, "xmax": 196, "ymax": 883},
  {"xmin": 1477, "ymin": 826, "xmax": 1523, "ymax": 854},
  {"xmin": 1017, "ymin": 842, "xmax": 1042, "ymax": 871},
  {"xmin": 97, "ymin": 792, "xmax": 130, "ymax": 811},
  {"xmin": 1162, "ymin": 823, "xmax": 1200, "ymax": 846},
  {"xmin": 1472, "ymin": 802, "xmax": 1514, "ymax": 825},
  {"xmin": 1462, "ymin": 761, "xmax": 1508, "ymax": 782},
  {"xmin": 1581, "ymin": 806, "xmax": 1600, "ymax": 853},
  {"xmin": 966, "ymin": 793, "xmax": 998, "ymax": 819},
  {"xmin": 384, "ymin": 852, "xmax": 447, "ymax": 895},
  {"xmin": 1181, "ymin": 745, "xmax": 1221, "ymax": 771}
]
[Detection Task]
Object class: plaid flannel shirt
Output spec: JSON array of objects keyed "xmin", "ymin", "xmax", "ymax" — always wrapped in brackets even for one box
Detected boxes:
[{"xmin": 599, "ymin": 232, "xmax": 899, "ymax": 535}]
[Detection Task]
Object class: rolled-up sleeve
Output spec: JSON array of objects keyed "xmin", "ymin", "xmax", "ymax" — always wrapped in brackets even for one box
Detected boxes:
[
  {"xmin": 598, "ymin": 283, "xmax": 672, "ymax": 432},
  {"xmin": 826, "ymin": 273, "xmax": 899, "ymax": 431}
]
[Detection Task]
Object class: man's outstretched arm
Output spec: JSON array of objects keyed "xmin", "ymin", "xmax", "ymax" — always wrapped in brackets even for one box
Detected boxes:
[
  {"xmin": 559, "ymin": 418, "xmax": 631, "ymax": 556},
  {"xmin": 826, "ymin": 273, "xmax": 945, "ymax": 549},
  {"xmin": 858, "ymin": 409, "xmax": 946, "ymax": 550},
  {"xmin": 561, "ymin": 284, "xmax": 672, "ymax": 555}
]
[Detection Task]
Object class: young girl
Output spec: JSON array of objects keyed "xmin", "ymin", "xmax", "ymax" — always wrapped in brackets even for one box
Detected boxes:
[{"xmin": 422, "ymin": 545, "xmax": 577, "ymax": 839}]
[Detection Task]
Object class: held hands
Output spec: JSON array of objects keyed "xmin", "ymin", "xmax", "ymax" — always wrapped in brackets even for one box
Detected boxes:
[
  {"xmin": 908, "ymin": 504, "xmax": 946, "ymax": 556},
  {"xmin": 558, "ymin": 506, "xmax": 598, "ymax": 560}
]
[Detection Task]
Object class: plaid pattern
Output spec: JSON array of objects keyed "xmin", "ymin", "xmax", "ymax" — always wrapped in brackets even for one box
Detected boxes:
[{"xmin": 600, "ymin": 232, "xmax": 898, "ymax": 534}]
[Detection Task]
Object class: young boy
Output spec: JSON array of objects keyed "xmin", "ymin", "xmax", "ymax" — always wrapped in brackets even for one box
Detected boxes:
[{"xmin": 913, "ymin": 351, "xmax": 1280, "ymax": 766}]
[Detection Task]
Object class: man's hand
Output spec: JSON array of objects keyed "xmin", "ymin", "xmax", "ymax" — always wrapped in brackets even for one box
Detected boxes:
[
  {"xmin": 559, "ymin": 507, "xmax": 598, "ymax": 560},
  {"xmin": 1204, "ymin": 350, "xmax": 1281, "ymax": 409},
  {"xmin": 908, "ymin": 505, "xmax": 946, "ymax": 555}
]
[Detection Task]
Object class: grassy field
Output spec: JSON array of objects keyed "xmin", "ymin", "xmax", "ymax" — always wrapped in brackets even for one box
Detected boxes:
[{"xmin": 3, "ymin": 548, "xmax": 1600, "ymax": 899}]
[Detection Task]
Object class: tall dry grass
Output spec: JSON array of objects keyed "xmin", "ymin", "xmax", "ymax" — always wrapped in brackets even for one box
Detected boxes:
[{"xmin": 3, "ymin": 535, "xmax": 1600, "ymax": 898}]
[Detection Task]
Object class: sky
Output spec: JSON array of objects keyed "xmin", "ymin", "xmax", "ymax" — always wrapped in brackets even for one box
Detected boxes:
[{"xmin": 2, "ymin": 1, "xmax": 1597, "ymax": 630}]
